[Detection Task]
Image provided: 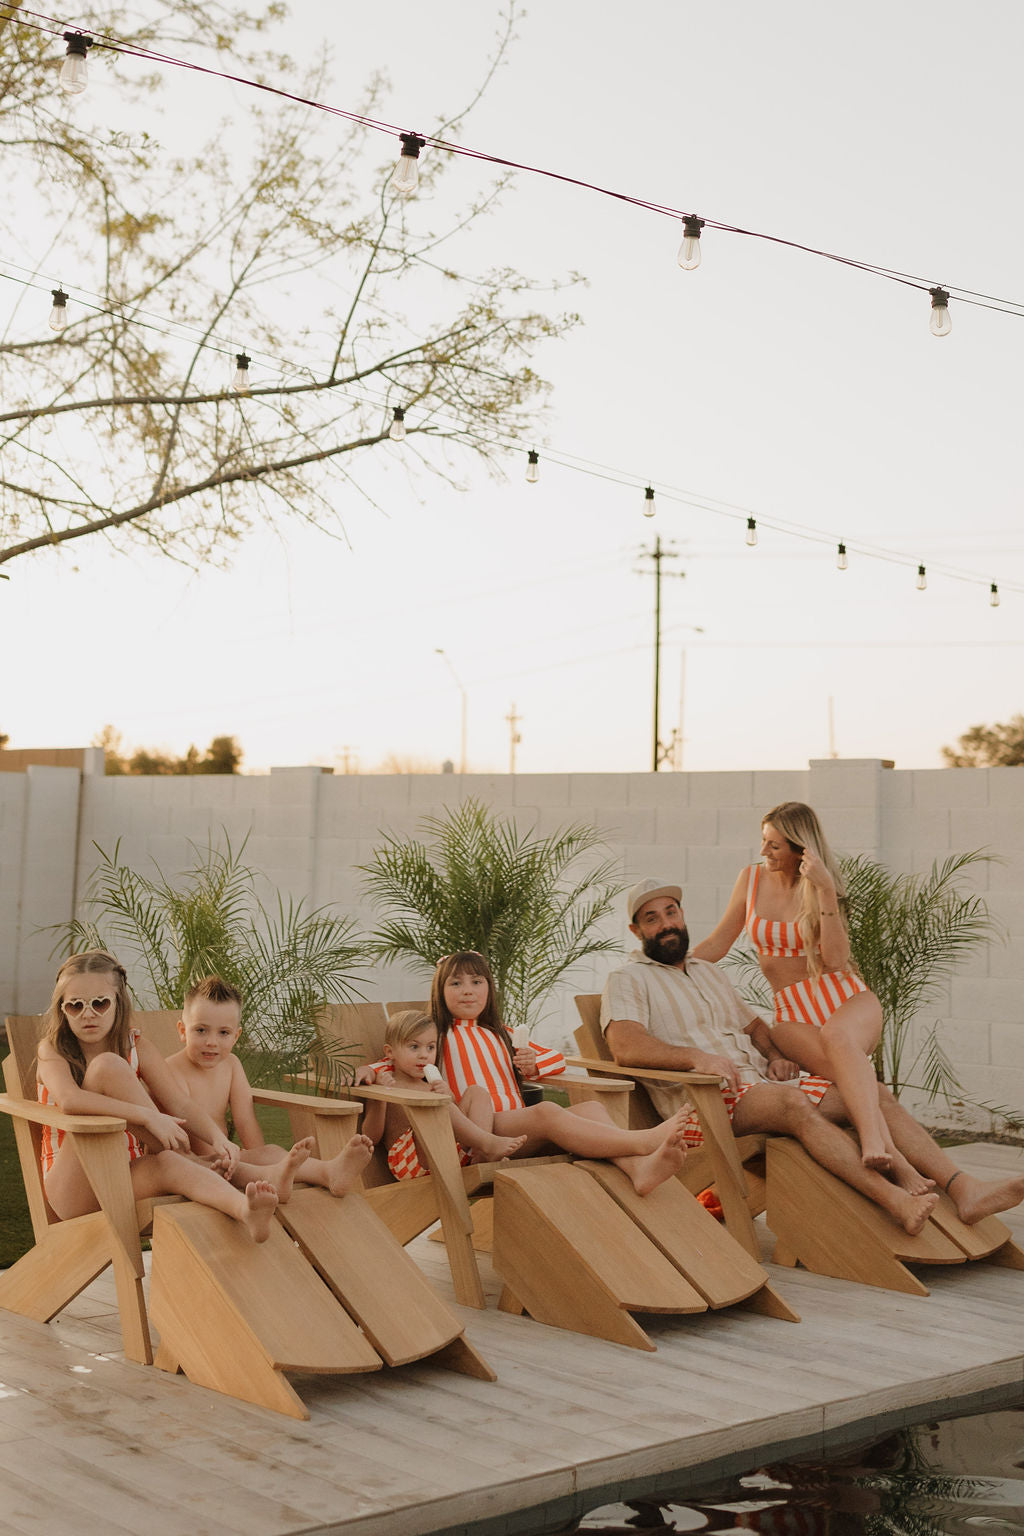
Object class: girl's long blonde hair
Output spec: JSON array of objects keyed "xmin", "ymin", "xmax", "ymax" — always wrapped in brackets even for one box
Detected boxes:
[
  {"xmin": 762, "ymin": 802, "xmax": 856, "ymax": 982},
  {"xmin": 45, "ymin": 950, "xmax": 134, "ymax": 1086}
]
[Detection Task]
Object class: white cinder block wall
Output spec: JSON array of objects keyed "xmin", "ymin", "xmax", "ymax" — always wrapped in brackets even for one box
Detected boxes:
[{"xmin": 2, "ymin": 758, "xmax": 1020, "ymax": 1132}]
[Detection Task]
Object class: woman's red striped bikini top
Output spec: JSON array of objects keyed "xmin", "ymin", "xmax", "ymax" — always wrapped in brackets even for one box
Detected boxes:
[{"xmin": 744, "ymin": 864, "xmax": 804, "ymax": 959}]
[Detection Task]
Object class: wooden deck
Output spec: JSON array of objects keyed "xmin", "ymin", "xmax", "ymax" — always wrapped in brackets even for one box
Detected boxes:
[{"xmin": 2, "ymin": 1142, "xmax": 1024, "ymax": 1536}]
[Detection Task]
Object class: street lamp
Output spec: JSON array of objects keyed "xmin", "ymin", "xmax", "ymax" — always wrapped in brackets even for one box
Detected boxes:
[{"xmin": 435, "ymin": 648, "xmax": 468, "ymax": 775}]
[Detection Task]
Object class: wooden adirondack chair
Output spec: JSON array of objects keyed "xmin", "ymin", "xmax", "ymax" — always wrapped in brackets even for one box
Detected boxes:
[
  {"xmin": 571, "ymin": 993, "xmax": 1024, "ymax": 1296},
  {"xmin": 0, "ymin": 1008, "xmax": 494, "ymax": 1418},
  {"xmin": 319, "ymin": 1001, "xmax": 799, "ymax": 1343}
]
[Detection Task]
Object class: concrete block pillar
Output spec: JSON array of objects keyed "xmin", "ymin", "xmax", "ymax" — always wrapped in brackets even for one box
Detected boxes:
[{"xmin": 807, "ymin": 758, "xmax": 891, "ymax": 858}]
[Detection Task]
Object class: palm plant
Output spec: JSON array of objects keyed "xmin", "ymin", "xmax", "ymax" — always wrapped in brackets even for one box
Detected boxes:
[
  {"xmin": 360, "ymin": 798, "xmax": 624, "ymax": 1032},
  {"xmin": 725, "ymin": 849, "xmax": 1000, "ymax": 1110},
  {"xmin": 56, "ymin": 835, "xmax": 367, "ymax": 1089}
]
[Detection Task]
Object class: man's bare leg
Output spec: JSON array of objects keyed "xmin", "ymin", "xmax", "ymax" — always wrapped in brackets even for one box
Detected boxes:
[
  {"xmin": 733, "ymin": 1084, "xmax": 939, "ymax": 1236},
  {"xmin": 877, "ymin": 1085, "xmax": 1024, "ymax": 1224}
]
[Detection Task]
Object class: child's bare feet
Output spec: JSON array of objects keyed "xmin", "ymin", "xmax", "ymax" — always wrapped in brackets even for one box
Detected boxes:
[
  {"xmin": 469, "ymin": 1132, "xmax": 528, "ymax": 1165},
  {"xmin": 325, "ymin": 1134, "xmax": 375, "ymax": 1196},
  {"xmin": 949, "ymin": 1170, "xmax": 1024, "ymax": 1225},
  {"xmin": 861, "ymin": 1140, "xmax": 892, "ymax": 1175},
  {"xmin": 267, "ymin": 1138, "xmax": 313, "ymax": 1203},
  {"xmin": 888, "ymin": 1149, "xmax": 935, "ymax": 1197},
  {"xmin": 628, "ymin": 1123, "xmax": 688, "ymax": 1197},
  {"xmin": 890, "ymin": 1189, "xmax": 939, "ymax": 1237},
  {"xmin": 243, "ymin": 1180, "xmax": 278, "ymax": 1242}
]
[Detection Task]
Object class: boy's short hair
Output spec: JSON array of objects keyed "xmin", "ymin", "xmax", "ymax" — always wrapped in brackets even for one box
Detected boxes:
[
  {"xmin": 385, "ymin": 1009, "xmax": 435, "ymax": 1051},
  {"xmin": 183, "ymin": 975, "xmax": 243, "ymax": 1012}
]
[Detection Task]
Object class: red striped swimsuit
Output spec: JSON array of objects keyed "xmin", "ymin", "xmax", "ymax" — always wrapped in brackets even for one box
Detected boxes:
[
  {"xmin": 744, "ymin": 865, "xmax": 867, "ymax": 1029},
  {"xmin": 38, "ymin": 1031, "xmax": 146, "ymax": 1177}
]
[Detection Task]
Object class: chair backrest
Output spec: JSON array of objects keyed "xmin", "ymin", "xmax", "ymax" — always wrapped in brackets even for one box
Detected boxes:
[
  {"xmin": 135, "ymin": 1010, "xmax": 185, "ymax": 1058},
  {"xmin": 3, "ymin": 1014, "xmax": 52, "ymax": 1237},
  {"xmin": 385, "ymin": 1000, "xmax": 430, "ymax": 1018},
  {"xmin": 316, "ymin": 1001, "xmax": 390, "ymax": 1067},
  {"xmin": 573, "ymin": 994, "xmax": 613, "ymax": 1060}
]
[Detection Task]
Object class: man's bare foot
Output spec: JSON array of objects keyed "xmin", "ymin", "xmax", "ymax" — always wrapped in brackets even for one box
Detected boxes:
[
  {"xmin": 469, "ymin": 1132, "xmax": 528, "ymax": 1165},
  {"xmin": 888, "ymin": 1149, "xmax": 935, "ymax": 1197},
  {"xmin": 950, "ymin": 1171, "xmax": 1024, "ymax": 1225},
  {"xmin": 325, "ymin": 1134, "xmax": 375, "ymax": 1196},
  {"xmin": 889, "ymin": 1189, "xmax": 939, "ymax": 1237},
  {"xmin": 243, "ymin": 1180, "xmax": 278, "ymax": 1242},
  {"xmin": 629, "ymin": 1125, "xmax": 688, "ymax": 1197},
  {"xmin": 267, "ymin": 1138, "xmax": 313, "ymax": 1203}
]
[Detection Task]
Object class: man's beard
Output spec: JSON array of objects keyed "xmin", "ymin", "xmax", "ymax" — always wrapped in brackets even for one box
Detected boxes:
[{"xmin": 642, "ymin": 924, "xmax": 690, "ymax": 966}]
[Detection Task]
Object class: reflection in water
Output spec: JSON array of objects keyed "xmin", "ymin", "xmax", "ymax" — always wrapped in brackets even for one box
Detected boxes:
[{"xmin": 550, "ymin": 1408, "xmax": 1024, "ymax": 1536}]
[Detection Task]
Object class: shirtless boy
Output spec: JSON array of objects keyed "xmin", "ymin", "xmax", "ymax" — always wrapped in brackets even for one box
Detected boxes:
[{"xmin": 164, "ymin": 975, "xmax": 373, "ymax": 1198}]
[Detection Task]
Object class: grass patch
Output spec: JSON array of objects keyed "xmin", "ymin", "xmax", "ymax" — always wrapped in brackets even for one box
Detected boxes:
[{"xmin": 0, "ymin": 1114, "xmax": 34, "ymax": 1267}]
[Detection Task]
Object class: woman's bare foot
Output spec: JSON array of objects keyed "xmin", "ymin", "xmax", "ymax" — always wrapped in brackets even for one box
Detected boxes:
[
  {"xmin": 243, "ymin": 1180, "xmax": 278, "ymax": 1242},
  {"xmin": 888, "ymin": 1149, "xmax": 935, "ymax": 1197},
  {"xmin": 266, "ymin": 1138, "xmax": 313, "ymax": 1203},
  {"xmin": 889, "ymin": 1189, "xmax": 939, "ymax": 1237},
  {"xmin": 325, "ymin": 1134, "xmax": 375, "ymax": 1196},
  {"xmin": 949, "ymin": 1171, "xmax": 1024, "ymax": 1224},
  {"xmin": 469, "ymin": 1132, "xmax": 528, "ymax": 1165},
  {"xmin": 628, "ymin": 1124, "xmax": 688, "ymax": 1197}
]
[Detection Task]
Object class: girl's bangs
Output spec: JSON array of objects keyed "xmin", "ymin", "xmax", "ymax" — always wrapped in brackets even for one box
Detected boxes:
[{"xmin": 447, "ymin": 951, "xmax": 489, "ymax": 978}]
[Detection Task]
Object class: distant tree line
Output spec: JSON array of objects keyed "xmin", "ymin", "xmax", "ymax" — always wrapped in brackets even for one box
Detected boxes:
[
  {"xmin": 94, "ymin": 726, "xmax": 242, "ymax": 776},
  {"xmin": 942, "ymin": 714, "xmax": 1024, "ymax": 768}
]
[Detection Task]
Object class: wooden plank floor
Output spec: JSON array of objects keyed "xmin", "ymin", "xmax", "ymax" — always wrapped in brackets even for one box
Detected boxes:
[{"xmin": 2, "ymin": 1143, "xmax": 1024, "ymax": 1536}]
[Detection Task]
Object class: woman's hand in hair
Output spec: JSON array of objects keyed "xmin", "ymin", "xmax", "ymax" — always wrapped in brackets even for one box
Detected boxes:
[{"xmin": 798, "ymin": 848, "xmax": 834, "ymax": 896}]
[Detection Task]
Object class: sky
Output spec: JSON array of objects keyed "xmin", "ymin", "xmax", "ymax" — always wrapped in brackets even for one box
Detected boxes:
[{"xmin": 3, "ymin": 1, "xmax": 1023, "ymax": 775}]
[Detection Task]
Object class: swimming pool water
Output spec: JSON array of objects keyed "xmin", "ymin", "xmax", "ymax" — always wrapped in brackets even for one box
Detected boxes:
[{"xmin": 555, "ymin": 1406, "xmax": 1024, "ymax": 1535}]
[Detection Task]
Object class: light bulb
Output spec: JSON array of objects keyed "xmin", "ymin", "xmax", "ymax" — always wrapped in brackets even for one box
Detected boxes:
[
  {"xmin": 393, "ymin": 132, "xmax": 425, "ymax": 197},
  {"xmin": 677, "ymin": 215, "xmax": 705, "ymax": 271},
  {"xmin": 917, "ymin": 564, "xmax": 927, "ymax": 591},
  {"xmin": 49, "ymin": 287, "xmax": 68, "ymax": 333},
  {"xmin": 990, "ymin": 583, "xmax": 1000, "ymax": 608},
  {"xmin": 929, "ymin": 286, "xmax": 952, "ymax": 337},
  {"xmin": 526, "ymin": 449, "xmax": 540, "ymax": 484},
  {"xmin": 232, "ymin": 353, "xmax": 251, "ymax": 393},
  {"xmin": 642, "ymin": 485, "xmax": 656, "ymax": 518},
  {"xmin": 837, "ymin": 541, "xmax": 848, "ymax": 571},
  {"xmin": 60, "ymin": 32, "xmax": 92, "ymax": 95},
  {"xmin": 745, "ymin": 517, "xmax": 757, "ymax": 547},
  {"xmin": 389, "ymin": 405, "xmax": 406, "ymax": 441}
]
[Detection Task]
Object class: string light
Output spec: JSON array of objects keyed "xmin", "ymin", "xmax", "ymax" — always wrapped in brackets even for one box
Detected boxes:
[
  {"xmin": 642, "ymin": 485, "xmax": 656, "ymax": 518},
  {"xmin": 48, "ymin": 287, "xmax": 68, "ymax": 332},
  {"xmin": 392, "ymin": 133, "xmax": 426, "ymax": 197},
  {"xmin": 990, "ymin": 582, "xmax": 1000, "ymax": 608},
  {"xmin": 677, "ymin": 215, "xmax": 705, "ymax": 271},
  {"xmin": 232, "ymin": 352, "xmax": 250, "ymax": 393},
  {"xmin": 59, "ymin": 31, "xmax": 93, "ymax": 95},
  {"xmin": 526, "ymin": 449, "xmax": 540, "ymax": 483},
  {"xmin": 929, "ymin": 287, "xmax": 952, "ymax": 337},
  {"xmin": 745, "ymin": 516, "xmax": 757, "ymax": 547},
  {"xmin": 917, "ymin": 564, "xmax": 927, "ymax": 591},
  {"xmin": 389, "ymin": 405, "xmax": 406, "ymax": 441},
  {"xmin": 837, "ymin": 541, "xmax": 848, "ymax": 570}
]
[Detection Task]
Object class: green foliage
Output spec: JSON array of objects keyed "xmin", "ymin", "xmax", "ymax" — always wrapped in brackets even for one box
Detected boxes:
[
  {"xmin": 360, "ymin": 798, "xmax": 624, "ymax": 1032},
  {"xmin": 55, "ymin": 835, "xmax": 366, "ymax": 1089},
  {"xmin": 942, "ymin": 714, "xmax": 1024, "ymax": 766},
  {"xmin": 95, "ymin": 725, "xmax": 242, "ymax": 776},
  {"xmin": 841, "ymin": 851, "xmax": 997, "ymax": 1097}
]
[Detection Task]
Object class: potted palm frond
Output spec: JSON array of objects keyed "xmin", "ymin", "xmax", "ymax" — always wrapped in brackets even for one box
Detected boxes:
[{"xmin": 56, "ymin": 834, "xmax": 367, "ymax": 1090}]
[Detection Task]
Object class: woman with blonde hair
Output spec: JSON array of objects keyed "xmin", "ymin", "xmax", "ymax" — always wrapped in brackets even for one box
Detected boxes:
[{"xmin": 693, "ymin": 803, "xmax": 928, "ymax": 1189}]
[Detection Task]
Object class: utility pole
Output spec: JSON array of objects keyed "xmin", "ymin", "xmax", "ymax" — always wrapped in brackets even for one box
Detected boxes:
[
  {"xmin": 636, "ymin": 536, "xmax": 684, "ymax": 771},
  {"xmin": 435, "ymin": 648, "xmax": 468, "ymax": 774},
  {"xmin": 505, "ymin": 702, "xmax": 522, "ymax": 773}
]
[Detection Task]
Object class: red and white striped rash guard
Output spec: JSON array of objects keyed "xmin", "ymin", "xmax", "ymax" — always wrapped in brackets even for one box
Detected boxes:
[{"xmin": 368, "ymin": 1020, "xmax": 565, "ymax": 1111}]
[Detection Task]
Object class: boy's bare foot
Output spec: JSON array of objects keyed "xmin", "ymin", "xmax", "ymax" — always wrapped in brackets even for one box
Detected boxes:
[
  {"xmin": 889, "ymin": 1189, "xmax": 939, "ymax": 1237},
  {"xmin": 888, "ymin": 1149, "xmax": 935, "ymax": 1197},
  {"xmin": 629, "ymin": 1124, "xmax": 688, "ymax": 1197},
  {"xmin": 469, "ymin": 1132, "xmax": 528, "ymax": 1165},
  {"xmin": 949, "ymin": 1171, "xmax": 1024, "ymax": 1225},
  {"xmin": 243, "ymin": 1180, "xmax": 278, "ymax": 1242},
  {"xmin": 267, "ymin": 1137, "xmax": 313, "ymax": 1203},
  {"xmin": 325, "ymin": 1134, "xmax": 375, "ymax": 1196}
]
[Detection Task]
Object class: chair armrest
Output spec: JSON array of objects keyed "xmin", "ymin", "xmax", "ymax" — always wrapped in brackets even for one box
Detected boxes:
[
  {"xmin": 0, "ymin": 1093, "xmax": 127, "ymax": 1135},
  {"xmin": 565, "ymin": 1056, "xmax": 723, "ymax": 1086},
  {"xmin": 349, "ymin": 1084, "xmax": 447, "ymax": 1108},
  {"xmin": 251, "ymin": 1088, "xmax": 359, "ymax": 1115},
  {"xmin": 559, "ymin": 1068, "xmax": 634, "ymax": 1093}
]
